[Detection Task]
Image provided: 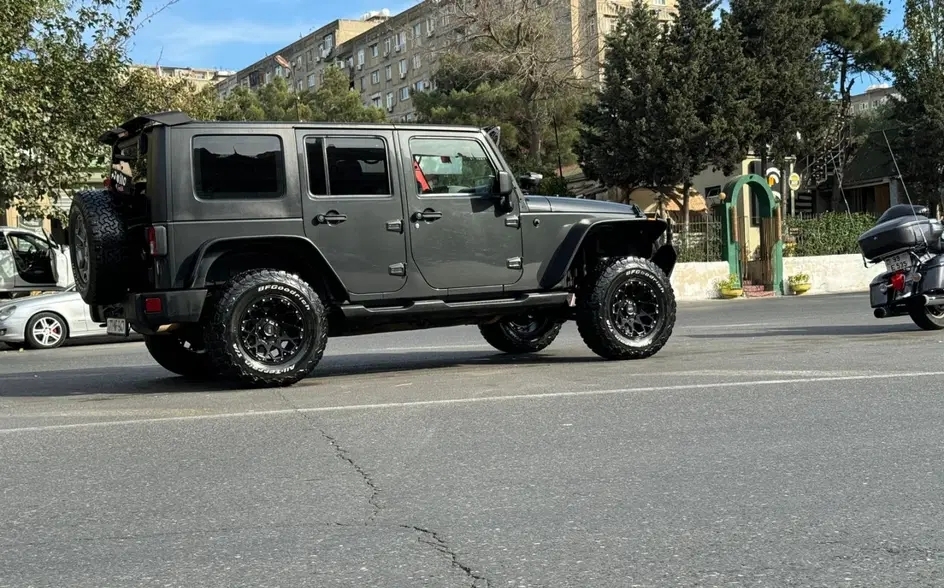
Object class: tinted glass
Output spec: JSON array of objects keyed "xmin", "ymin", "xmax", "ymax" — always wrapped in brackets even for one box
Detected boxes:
[
  {"xmin": 323, "ymin": 137, "xmax": 391, "ymax": 196},
  {"xmin": 304, "ymin": 137, "xmax": 328, "ymax": 196},
  {"xmin": 192, "ymin": 135, "xmax": 285, "ymax": 199}
]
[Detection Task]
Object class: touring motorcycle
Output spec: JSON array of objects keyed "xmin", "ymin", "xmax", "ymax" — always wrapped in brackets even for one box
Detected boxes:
[{"xmin": 858, "ymin": 203, "xmax": 944, "ymax": 330}]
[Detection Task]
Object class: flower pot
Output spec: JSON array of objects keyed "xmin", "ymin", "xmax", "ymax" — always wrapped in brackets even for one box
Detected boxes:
[
  {"xmin": 720, "ymin": 287, "xmax": 743, "ymax": 299},
  {"xmin": 791, "ymin": 283, "xmax": 811, "ymax": 295}
]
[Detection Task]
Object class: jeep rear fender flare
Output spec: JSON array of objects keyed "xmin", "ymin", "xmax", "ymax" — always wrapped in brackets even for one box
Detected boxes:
[
  {"xmin": 539, "ymin": 218, "xmax": 671, "ymax": 289},
  {"xmin": 187, "ymin": 235, "xmax": 348, "ymax": 300}
]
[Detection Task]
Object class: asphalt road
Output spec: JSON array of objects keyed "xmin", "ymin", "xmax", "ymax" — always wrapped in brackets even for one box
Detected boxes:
[{"xmin": 2, "ymin": 292, "xmax": 944, "ymax": 587}]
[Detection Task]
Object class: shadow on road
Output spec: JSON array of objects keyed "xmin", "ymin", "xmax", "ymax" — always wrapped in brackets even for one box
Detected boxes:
[
  {"xmin": 685, "ymin": 323, "xmax": 924, "ymax": 338},
  {"xmin": 0, "ymin": 349, "xmax": 604, "ymax": 397}
]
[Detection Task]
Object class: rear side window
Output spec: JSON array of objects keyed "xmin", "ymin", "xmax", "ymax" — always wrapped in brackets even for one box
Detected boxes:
[{"xmin": 192, "ymin": 135, "xmax": 285, "ymax": 200}]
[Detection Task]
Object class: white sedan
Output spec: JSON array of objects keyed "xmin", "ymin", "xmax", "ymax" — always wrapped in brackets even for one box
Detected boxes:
[{"xmin": 0, "ymin": 285, "xmax": 107, "ymax": 350}]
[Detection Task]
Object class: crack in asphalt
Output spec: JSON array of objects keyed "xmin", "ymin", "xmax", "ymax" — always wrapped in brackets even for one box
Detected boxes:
[
  {"xmin": 276, "ymin": 392, "xmax": 491, "ymax": 588},
  {"xmin": 402, "ymin": 524, "xmax": 491, "ymax": 588}
]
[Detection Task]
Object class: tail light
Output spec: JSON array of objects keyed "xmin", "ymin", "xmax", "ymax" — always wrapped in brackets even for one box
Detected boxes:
[
  {"xmin": 890, "ymin": 272, "xmax": 906, "ymax": 292},
  {"xmin": 145, "ymin": 226, "xmax": 167, "ymax": 256}
]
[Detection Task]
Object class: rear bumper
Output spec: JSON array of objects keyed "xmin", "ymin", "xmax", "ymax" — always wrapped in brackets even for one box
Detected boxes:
[{"xmin": 92, "ymin": 289, "xmax": 207, "ymax": 335}]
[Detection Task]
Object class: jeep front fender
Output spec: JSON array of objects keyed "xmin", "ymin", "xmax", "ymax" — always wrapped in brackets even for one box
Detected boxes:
[{"xmin": 539, "ymin": 218, "xmax": 673, "ymax": 289}]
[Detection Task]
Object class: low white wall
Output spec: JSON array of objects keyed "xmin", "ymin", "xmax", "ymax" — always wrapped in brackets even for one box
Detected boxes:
[
  {"xmin": 671, "ymin": 261, "xmax": 730, "ymax": 301},
  {"xmin": 782, "ymin": 254, "xmax": 884, "ymax": 295}
]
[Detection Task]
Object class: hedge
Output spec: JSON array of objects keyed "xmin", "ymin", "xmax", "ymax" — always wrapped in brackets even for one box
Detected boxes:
[{"xmin": 783, "ymin": 212, "xmax": 877, "ymax": 257}]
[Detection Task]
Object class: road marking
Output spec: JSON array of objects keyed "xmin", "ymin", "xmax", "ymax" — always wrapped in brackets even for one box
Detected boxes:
[{"xmin": 2, "ymin": 370, "xmax": 944, "ymax": 435}]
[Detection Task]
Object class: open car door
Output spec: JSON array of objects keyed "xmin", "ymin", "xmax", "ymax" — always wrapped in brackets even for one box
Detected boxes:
[
  {"xmin": 7, "ymin": 230, "xmax": 59, "ymax": 290},
  {"xmin": 0, "ymin": 231, "xmax": 15, "ymax": 292}
]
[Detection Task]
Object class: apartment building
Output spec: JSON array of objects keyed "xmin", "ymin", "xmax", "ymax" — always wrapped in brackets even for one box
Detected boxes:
[
  {"xmin": 223, "ymin": 16, "xmax": 385, "ymax": 99},
  {"xmin": 850, "ymin": 84, "xmax": 899, "ymax": 115},
  {"xmin": 218, "ymin": 0, "xmax": 677, "ymax": 120},
  {"xmin": 131, "ymin": 64, "xmax": 235, "ymax": 90}
]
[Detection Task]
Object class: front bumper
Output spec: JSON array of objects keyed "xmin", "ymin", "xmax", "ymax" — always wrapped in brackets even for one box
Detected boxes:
[
  {"xmin": 93, "ymin": 289, "xmax": 208, "ymax": 336},
  {"xmin": 0, "ymin": 316, "xmax": 27, "ymax": 344}
]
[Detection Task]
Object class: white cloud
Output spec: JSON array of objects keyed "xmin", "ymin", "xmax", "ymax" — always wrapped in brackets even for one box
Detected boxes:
[{"xmin": 131, "ymin": 15, "xmax": 314, "ymax": 66}]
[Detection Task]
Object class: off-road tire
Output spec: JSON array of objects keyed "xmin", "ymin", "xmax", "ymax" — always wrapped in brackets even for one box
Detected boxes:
[
  {"xmin": 576, "ymin": 256, "xmax": 676, "ymax": 360},
  {"xmin": 478, "ymin": 314, "xmax": 563, "ymax": 354},
  {"xmin": 144, "ymin": 332, "xmax": 213, "ymax": 379},
  {"xmin": 24, "ymin": 311, "xmax": 68, "ymax": 350},
  {"xmin": 204, "ymin": 269, "xmax": 328, "ymax": 387},
  {"xmin": 68, "ymin": 189, "xmax": 130, "ymax": 305},
  {"xmin": 907, "ymin": 299, "xmax": 944, "ymax": 330}
]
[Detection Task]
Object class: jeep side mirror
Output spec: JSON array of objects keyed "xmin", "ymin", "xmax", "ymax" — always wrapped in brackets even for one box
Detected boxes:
[{"xmin": 496, "ymin": 170, "xmax": 514, "ymax": 196}]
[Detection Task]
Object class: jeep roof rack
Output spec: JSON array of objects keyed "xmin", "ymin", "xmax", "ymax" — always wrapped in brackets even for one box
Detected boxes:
[{"xmin": 98, "ymin": 111, "xmax": 195, "ymax": 145}]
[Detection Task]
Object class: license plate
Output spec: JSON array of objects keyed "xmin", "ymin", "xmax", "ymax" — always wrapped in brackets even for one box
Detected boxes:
[
  {"xmin": 884, "ymin": 253, "xmax": 912, "ymax": 272},
  {"xmin": 106, "ymin": 318, "xmax": 129, "ymax": 336}
]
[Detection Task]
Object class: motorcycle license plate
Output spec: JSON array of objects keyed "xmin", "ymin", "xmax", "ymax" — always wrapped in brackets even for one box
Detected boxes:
[{"xmin": 884, "ymin": 253, "xmax": 911, "ymax": 272}]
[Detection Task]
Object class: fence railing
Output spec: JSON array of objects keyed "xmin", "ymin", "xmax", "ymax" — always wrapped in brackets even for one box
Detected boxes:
[{"xmin": 674, "ymin": 218, "xmax": 724, "ymax": 263}]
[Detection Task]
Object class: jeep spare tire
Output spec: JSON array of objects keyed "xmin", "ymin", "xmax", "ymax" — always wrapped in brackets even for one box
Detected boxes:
[{"xmin": 68, "ymin": 189, "xmax": 131, "ymax": 305}]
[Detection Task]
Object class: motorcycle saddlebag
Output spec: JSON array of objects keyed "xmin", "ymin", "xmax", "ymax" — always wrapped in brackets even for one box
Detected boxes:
[
  {"xmin": 858, "ymin": 216, "xmax": 944, "ymax": 260},
  {"xmin": 919, "ymin": 254, "xmax": 944, "ymax": 296}
]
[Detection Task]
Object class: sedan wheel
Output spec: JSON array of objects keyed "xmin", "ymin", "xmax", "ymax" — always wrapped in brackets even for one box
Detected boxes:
[{"xmin": 25, "ymin": 312, "xmax": 67, "ymax": 349}]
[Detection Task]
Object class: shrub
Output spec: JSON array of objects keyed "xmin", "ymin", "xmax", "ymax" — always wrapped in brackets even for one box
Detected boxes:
[{"xmin": 783, "ymin": 212, "xmax": 876, "ymax": 257}]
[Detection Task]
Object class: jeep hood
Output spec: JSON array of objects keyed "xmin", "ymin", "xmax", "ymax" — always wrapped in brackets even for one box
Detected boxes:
[{"xmin": 525, "ymin": 195, "xmax": 642, "ymax": 216}]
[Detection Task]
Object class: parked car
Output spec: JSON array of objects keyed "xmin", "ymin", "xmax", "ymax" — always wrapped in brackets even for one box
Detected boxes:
[
  {"xmin": 0, "ymin": 285, "xmax": 106, "ymax": 349},
  {"xmin": 0, "ymin": 227, "xmax": 72, "ymax": 299}
]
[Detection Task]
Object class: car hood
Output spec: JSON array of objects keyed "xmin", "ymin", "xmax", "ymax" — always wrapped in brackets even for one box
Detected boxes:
[{"xmin": 524, "ymin": 195, "xmax": 643, "ymax": 216}]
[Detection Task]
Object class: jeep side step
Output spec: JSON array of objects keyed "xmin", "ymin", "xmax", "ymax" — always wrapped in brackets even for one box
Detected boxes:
[{"xmin": 339, "ymin": 291, "xmax": 571, "ymax": 320}]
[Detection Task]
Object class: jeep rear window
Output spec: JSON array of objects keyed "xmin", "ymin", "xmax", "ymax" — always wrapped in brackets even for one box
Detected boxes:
[{"xmin": 191, "ymin": 135, "xmax": 285, "ymax": 200}]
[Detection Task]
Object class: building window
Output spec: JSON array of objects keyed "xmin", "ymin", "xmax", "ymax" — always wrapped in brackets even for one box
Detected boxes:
[
  {"xmin": 307, "ymin": 73, "xmax": 316, "ymax": 88},
  {"xmin": 192, "ymin": 135, "xmax": 285, "ymax": 200},
  {"xmin": 357, "ymin": 49, "xmax": 365, "ymax": 66},
  {"xmin": 413, "ymin": 54, "xmax": 421, "ymax": 69},
  {"xmin": 371, "ymin": 44, "xmax": 379, "ymax": 57},
  {"xmin": 385, "ymin": 65, "xmax": 392, "ymax": 80},
  {"xmin": 400, "ymin": 86, "xmax": 410, "ymax": 100},
  {"xmin": 399, "ymin": 59, "xmax": 407, "ymax": 76},
  {"xmin": 384, "ymin": 38, "xmax": 392, "ymax": 54},
  {"xmin": 386, "ymin": 92, "xmax": 394, "ymax": 110},
  {"xmin": 305, "ymin": 136, "xmax": 391, "ymax": 197},
  {"xmin": 409, "ymin": 137, "xmax": 497, "ymax": 196},
  {"xmin": 371, "ymin": 70, "xmax": 380, "ymax": 84}
]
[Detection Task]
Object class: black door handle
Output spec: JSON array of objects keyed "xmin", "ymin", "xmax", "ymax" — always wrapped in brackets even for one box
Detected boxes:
[
  {"xmin": 412, "ymin": 209, "xmax": 442, "ymax": 222},
  {"xmin": 313, "ymin": 212, "xmax": 348, "ymax": 225}
]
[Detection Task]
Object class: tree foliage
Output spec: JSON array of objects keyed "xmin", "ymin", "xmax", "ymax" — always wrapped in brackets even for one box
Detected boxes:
[
  {"xmin": 0, "ymin": 0, "xmax": 146, "ymax": 220},
  {"xmin": 218, "ymin": 66, "xmax": 386, "ymax": 123},
  {"xmin": 576, "ymin": 0, "xmax": 749, "ymax": 228},
  {"xmin": 726, "ymin": 0, "xmax": 837, "ymax": 163},
  {"xmin": 886, "ymin": 0, "xmax": 944, "ymax": 207},
  {"xmin": 414, "ymin": 0, "xmax": 593, "ymax": 172},
  {"xmin": 118, "ymin": 66, "xmax": 222, "ymax": 122}
]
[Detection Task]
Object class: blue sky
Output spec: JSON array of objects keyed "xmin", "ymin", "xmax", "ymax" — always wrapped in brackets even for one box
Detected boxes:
[
  {"xmin": 127, "ymin": 0, "xmax": 425, "ymax": 69},
  {"xmin": 127, "ymin": 0, "xmax": 906, "ymax": 74}
]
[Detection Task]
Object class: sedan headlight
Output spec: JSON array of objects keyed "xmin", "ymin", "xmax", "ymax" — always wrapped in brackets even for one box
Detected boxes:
[{"xmin": 0, "ymin": 305, "xmax": 16, "ymax": 322}]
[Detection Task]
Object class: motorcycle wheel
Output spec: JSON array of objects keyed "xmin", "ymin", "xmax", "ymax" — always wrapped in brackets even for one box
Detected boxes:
[{"xmin": 907, "ymin": 300, "xmax": 944, "ymax": 330}]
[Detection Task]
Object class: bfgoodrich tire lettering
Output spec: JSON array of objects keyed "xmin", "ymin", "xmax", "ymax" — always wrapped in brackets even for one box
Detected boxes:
[
  {"xmin": 576, "ymin": 256, "xmax": 676, "ymax": 360},
  {"xmin": 204, "ymin": 269, "xmax": 328, "ymax": 387},
  {"xmin": 68, "ymin": 189, "xmax": 130, "ymax": 304},
  {"xmin": 478, "ymin": 314, "xmax": 563, "ymax": 354}
]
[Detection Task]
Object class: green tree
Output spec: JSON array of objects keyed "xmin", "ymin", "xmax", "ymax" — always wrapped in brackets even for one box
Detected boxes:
[
  {"xmin": 219, "ymin": 67, "xmax": 385, "ymax": 123},
  {"xmin": 886, "ymin": 0, "xmax": 944, "ymax": 207},
  {"xmin": 576, "ymin": 0, "xmax": 747, "ymax": 232},
  {"xmin": 423, "ymin": 0, "xmax": 595, "ymax": 170},
  {"xmin": 0, "ymin": 0, "xmax": 146, "ymax": 220},
  {"xmin": 727, "ymin": 0, "xmax": 837, "ymax": 170},
  {"xmin": 306, "ymin": 66, "xmax": 386, "ymax": 123},
  {"xmin": 118, "ymin": 66, "xmax": 223, "ymax": 122}
]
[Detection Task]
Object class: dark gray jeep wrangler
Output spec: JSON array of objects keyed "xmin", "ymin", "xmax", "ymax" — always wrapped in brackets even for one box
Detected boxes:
[{"xmin": 68, "ymin": 112, "xmax": 678, "ymax": 387}]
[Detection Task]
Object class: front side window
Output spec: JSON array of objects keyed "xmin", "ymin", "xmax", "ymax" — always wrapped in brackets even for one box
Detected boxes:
[
  {"xmin": 192, "ymin": 135, "xmax": 285, "ymax": 200},
  {"xmin": 305, "ymin": 136, "xmax": 392, "ymax": 197},
  {"xmin": 7, "ymin": 233, "xmax": 50, "ymax": 253},
  {"xmin": 409, "ymin": 138, "xmax": 497, "ymax": 196}
]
